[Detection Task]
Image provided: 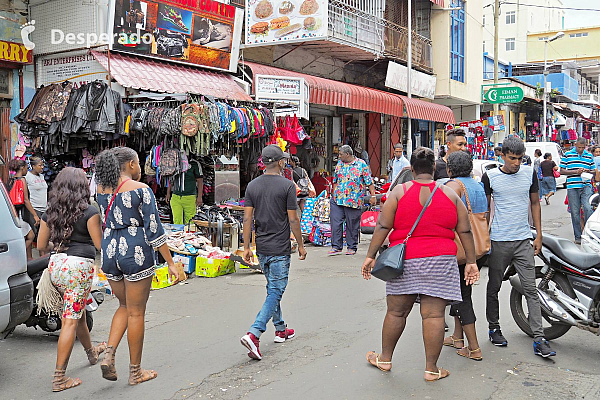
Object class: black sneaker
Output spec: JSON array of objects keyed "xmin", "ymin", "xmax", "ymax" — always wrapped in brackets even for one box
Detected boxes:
[
  {"xmin": 533, "ymin": 339, "xmax": 556, "ymax": 358},
  {"xmin": 489, "ymin": 329, "xmax": 508, "ymax": 346}
]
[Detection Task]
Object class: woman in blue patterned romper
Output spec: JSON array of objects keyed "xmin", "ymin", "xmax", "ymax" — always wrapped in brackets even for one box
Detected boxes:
[{"xmin": 95, "ymin": 147, "xmax": 179, "ymax": 386}]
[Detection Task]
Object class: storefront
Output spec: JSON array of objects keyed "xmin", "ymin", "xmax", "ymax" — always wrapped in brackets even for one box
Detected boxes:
[
  {"xmin": 0, "ymin": 39, "xmax": 34, "ymax": 182},
  {"xmin": 241, "ymin": 61, "xmax": 455, "ymax": 179}
]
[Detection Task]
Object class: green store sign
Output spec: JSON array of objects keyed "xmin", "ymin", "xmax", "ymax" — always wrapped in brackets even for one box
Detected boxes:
[{"xmin": 484, "ymin": 87, "xmax": 524, "ymax": 104}]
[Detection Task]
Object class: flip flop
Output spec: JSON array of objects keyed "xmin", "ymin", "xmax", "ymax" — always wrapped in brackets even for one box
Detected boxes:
[
  {"xmin": 328, "ymin": 249, "xmax": 342, "ymax": 256},
  {"xmin": 345, "ymin": 249, "xmax": 356, "ymax": 256},
  {"xmin": 366, "ymin": 351, "xmax": 392, "ymax": 372}
]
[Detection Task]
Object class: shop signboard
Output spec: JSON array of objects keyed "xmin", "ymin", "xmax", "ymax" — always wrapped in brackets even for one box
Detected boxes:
[
  {"xmin": 107, "ymin": 0, "xmax": 243, "ymax": 72},
  {"xmin": 0, "ymin": 40, "xmax": 32, "ymax": 64},
  {"xmin": 255, "ymin": 74, "xmax": 309, "ymax": 119},
  {"xmin": 37, "ymin": 52, "xmax": 110, "ymax": 88},
  {"xmin": 385, "ymin": 61, "xmax": 436, "ymax": 100},
  {"xmin": 244, "ymin": 0, "xmax": 328, "ymax": 46},
  {"xmin": 484, "ymin": 86, "xmax": 524, "ymax": 104}
]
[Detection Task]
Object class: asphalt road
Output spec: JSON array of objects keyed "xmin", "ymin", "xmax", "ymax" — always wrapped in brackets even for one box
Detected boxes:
[{"xmin": 2, "ymin": 188, "xmax": 599, "ymax": 399}]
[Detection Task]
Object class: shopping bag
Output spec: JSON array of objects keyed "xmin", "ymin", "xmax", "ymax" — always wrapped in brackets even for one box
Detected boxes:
[
  {"xmin": 301, "ymin": 190, "xmax": 326, "ymax": 235},
  {"xmin": 360, "ymin": 208, "xmax": 379, "ymax": 234},
  {"xmin": 309, "ymin": 222, "xmax": 331, "ymax": 246}
]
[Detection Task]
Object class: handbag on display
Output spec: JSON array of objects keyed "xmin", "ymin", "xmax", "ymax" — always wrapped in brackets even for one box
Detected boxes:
[
  {"xmin": 452, "ymin": 180, "xmax": 490, "ymax": 264},
  {"xmin": 371, "ymin": 185, "xmax": 439, "ymax": 282},
  {"xmin": 301, "ymin": 190, "xmax": 326, "ymax": 235}
]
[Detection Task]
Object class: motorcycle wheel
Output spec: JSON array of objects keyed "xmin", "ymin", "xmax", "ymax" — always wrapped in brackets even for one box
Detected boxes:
[
  {"xmin": 86, "ymin": 312, "xmax": 93, "ymax": 332},
  {"xmin": 509, "ymin": 269, "xmax": 574, "ymax": 340}
]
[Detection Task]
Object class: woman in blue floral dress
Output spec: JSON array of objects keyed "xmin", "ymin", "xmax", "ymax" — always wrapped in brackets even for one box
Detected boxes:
[{"xmin": 95, "ymin": 147, "xmax": 179, "ymax": 386}]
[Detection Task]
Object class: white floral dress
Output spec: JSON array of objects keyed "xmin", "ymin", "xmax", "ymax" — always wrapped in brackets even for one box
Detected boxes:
[{"xmin": 97, "ymin": 187, "xmax": 166, "ymax": 282}]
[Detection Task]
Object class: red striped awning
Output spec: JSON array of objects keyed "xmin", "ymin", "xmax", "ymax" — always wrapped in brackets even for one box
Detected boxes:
[
  {"xmin": 430, "ymin": 0, "xmax": 445, "ymax": 6},
  {"xmin": 92, "ymin": 51, "xmax": 252, "ymax": 101},
  {"xmin": 399, "ymin": 95, "xmax": 456, "ymax": 124},
  {"xmin": 244, "ymin": 62, "xmax": 404, "ymax": 118}
]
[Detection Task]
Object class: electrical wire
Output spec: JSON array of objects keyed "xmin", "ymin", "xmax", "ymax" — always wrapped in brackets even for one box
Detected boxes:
[{"xmin": 500, "ymin": 2, "xmax": 600, "ymax": 12}]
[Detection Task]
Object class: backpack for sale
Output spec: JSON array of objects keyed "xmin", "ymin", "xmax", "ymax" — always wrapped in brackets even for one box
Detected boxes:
[
  {"xmin": 158, "ymin": 148, "xmax": 181, "ymax": 177},
  {"xmin": 9, "ymin": 178, "xmax": 25, "ymax": 206},
  {"xmin": 145, "ymin": 154, "xmax": 156, "ymax": 176},
  {"xmin": 181, "ymin": 104, "xmax": 201, "ymax": 137}
]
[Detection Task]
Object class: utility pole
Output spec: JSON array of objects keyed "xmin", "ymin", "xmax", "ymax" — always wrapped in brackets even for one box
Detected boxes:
[
  {"xmin": 493, "ymin": 0, "xmax": 499, "ymax": 146},
  {"xmin": 406, "ymin": 0, "xmax": 413, "ymax": 157}
]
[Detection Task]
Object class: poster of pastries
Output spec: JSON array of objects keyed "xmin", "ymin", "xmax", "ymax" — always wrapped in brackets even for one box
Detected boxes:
[
  {"xmin": 245, "ymin": 0, "xmax": 328, "ymax": 45},
  {"xmin": 109, "ymin": 0, "xmax": 242, "ymax": 72}
]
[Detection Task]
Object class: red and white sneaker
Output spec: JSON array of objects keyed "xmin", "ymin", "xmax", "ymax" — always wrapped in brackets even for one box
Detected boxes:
[
  {"xmin": 274, "ymin": 327, "xmax": 295, "ymax": 343},
  {"xmin": 241, "ymin": 333, "xmax": 262, "ymax": 360}
]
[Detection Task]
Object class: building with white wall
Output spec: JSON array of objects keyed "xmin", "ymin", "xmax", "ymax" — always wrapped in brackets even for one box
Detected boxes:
[{"xmin": 482, "ymin": 0, "xmax": 564, "ymax": 64}]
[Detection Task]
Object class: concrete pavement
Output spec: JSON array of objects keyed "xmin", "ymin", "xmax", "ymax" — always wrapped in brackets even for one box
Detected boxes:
[{"xmin": 2, "ymin": 188, "xmax": 600, "ymax": 399}]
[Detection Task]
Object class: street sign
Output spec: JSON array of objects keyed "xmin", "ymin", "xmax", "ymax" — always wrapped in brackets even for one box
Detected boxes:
[{"xmin": 484, "ymin": 87, "xmax": 524, "ymax": 103}]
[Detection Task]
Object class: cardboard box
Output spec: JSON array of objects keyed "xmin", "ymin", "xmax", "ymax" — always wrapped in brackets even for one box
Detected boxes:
[
  {"xmin": 172, "ymin": 252, "xmax": 197, "ymax": 274},
  {"xmin": 195, "ymin": 256, "xmax": 236, "ymax": 278}
]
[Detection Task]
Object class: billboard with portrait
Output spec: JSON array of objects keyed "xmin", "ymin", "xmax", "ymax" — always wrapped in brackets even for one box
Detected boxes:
[
  {"xmin": 108, "ymin": 0, "xmax": 242, "ymax": 72},
  {"xmin": 245, "ymin": 0, "xmax": 328, "ymax": 46}
]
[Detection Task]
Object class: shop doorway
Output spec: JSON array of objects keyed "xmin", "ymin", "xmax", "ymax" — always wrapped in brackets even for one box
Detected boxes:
[
  {"xmin": 367, "ymin": 113, "xmax": 382, "ymax": 176},
  {"xmin": 0, "ymin": 108, "xmax": 9, "ymax": 183},
  {"xmin": 390, "ymin": 116, "xmax": 401, "ymax": 154}
]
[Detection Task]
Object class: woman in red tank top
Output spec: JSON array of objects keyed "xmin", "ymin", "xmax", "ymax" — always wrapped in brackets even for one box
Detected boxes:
[{"xmin": 361, "ymin": 147, "xmax": 479, "ymax": 382}]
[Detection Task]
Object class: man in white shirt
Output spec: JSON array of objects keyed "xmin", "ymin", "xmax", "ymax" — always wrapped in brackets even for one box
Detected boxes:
[{"xmin": 386, "ymin": 144, "xmax": 410, "ymax": 182}]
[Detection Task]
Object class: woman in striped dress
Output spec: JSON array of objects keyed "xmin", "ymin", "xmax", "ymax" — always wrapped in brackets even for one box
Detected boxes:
[{"xmin": 361, "ymin": 147, "xmax": 479, "ymax": 382}]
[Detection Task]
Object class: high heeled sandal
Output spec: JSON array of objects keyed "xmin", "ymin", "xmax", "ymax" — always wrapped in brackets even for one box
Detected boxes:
[
  {"xmin": 424, "ymin": 368, "xmax": 450, "ymax": 382},
  {"xmin": 52, "ymin": 369, "xmax": 81, "ymax": 392},
  {"xmin": 85, "ymin": 342, "xmax": 107, "ymax": 365},
  {"xmin": 443, "ymin": 335, "xmax": 464, "ymax": 349},
  {"xmin": 128, "ymin": 364, "xmax": 158, "ymax": 386},
  {"xmin": 100, "ymin": 345, "xmax": 118, "ymax": 381}
]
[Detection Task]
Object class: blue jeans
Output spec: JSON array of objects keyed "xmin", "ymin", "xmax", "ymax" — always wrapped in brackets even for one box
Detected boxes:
[
  {"xmin": 540, "ymin": 176, "xmax": 557, "ymax": 196},
  {"xmin": 249, "ymin": 255, "xmax": 290, "ymax": 338},
  {"xmin": 567, "ymin": 185, "xmax": 593, "ymax": 240}
]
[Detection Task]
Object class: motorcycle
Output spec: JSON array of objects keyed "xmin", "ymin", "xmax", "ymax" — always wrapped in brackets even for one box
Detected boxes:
[
  {"xmin": 505, "ymin": 230, "xmax": 600, "ymax": 340},
  {"xmin": 581, "ymin": 193, "xmax": 600, "ymax": 254},
  {"xmin": 23, "ymin": 255, "xmax": 104, "ymax": 333}
]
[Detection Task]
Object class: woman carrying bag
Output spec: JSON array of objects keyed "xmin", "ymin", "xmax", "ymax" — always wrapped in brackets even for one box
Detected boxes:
[
  {"xmin": 443, "ymin": 151, "xmax": 489, "ymax": 362},
  {"xmin": 361, "ymin": 147, "xmax": 479, "ymax": 382},
  {"xmin": 290, "ymin": 156, "xmax": 315, "ymax": 213}
]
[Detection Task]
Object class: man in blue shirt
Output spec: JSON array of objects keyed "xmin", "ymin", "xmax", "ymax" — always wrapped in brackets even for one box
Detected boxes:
[
  {"xmin": 560, "ymin": 138, "xmax": 599, "ymax": 244},
  {"xmin": 386, "ymin": 144, "xmax": 410, "ymax": 182}
]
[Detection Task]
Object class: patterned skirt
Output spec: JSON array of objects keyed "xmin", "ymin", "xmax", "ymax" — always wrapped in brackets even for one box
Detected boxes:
[{"xmin": 385, "ymin": 255, "xmax": 462, "ymax": 302}]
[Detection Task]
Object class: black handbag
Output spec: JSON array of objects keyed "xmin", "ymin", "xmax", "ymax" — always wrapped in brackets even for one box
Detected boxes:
[{"xmin": 371, "ymin": 184, "xmax": 439, "ymax": 282}]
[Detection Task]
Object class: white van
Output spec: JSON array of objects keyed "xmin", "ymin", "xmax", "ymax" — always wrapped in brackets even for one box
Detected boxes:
[{"xmin": 524, "ymin": 142, "xmax": 567, "ymax": 188}]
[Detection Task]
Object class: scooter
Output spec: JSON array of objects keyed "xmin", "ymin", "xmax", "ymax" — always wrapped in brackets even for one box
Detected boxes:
[
  {"xmin": 505, "ymin": 229, "xmax": 600, "ymax": 340},
  {"xmin": 22, "ymin": 255, "xmax": 104, "ymax": 333}
]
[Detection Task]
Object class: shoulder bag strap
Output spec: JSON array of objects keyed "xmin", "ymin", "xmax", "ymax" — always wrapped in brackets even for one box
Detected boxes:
[
  {"xmin": 404, "ymin": 184, "xmax": 439, "ymax": 244},
  {"xmin": 103, "ymin": 179, "xmax": 131, "ymax": 229},
  {"xmin": 454, "ymin": 179, "xmax": 472, "ymax": 213}
]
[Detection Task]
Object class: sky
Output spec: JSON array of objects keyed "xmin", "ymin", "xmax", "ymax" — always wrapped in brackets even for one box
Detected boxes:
[{"xmin": 562, "ymin": 0, "xmax": 600, "ymax": 29}]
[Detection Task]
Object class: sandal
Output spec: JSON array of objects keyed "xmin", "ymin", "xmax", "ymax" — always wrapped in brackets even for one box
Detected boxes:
[
  {"xmin": 128, "ymin": 364, "xmax": 158, "ymax": 386},
  {"xmin": 328, "ymin": 249, "xmax": 342, "ymax": 256},
  {"xmin": 85, "ymin": 342, "xmax": 107, "ymax": 365},
  {"xmin": 52, "ymin": 369, "xmax": 82, "ymax": 392},
  {"xmin": 443, "ymin": 335, "xmax": 464, "ymax": 349},
  {"xmin": 100, "ymin": 345, "xmax": 117, "ymax": 381},
  {"xmin": 366, "ymin": 351, "xmax": 392, "ymax": 372},
  {"xmin": 424, "ymin": 368, "xmax": 450, "ymax": 382},
  {"xmin": 346, "ymin": 249, "xmax": 357, "ymax": 256},
  {"xmin": 457, "ymin": 346, "xmax": 482, "ymax": 361}
]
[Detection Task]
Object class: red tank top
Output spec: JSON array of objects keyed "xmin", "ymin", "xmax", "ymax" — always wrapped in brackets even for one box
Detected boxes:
[{"xmin": 388, "ymin": 181, "xmax": 457, "ymax": 260}]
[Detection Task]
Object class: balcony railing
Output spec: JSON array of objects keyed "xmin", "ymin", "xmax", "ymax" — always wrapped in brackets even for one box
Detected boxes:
[{"xmin": 327, "ymin": 0, "xmax": 433, "ymax": 72}]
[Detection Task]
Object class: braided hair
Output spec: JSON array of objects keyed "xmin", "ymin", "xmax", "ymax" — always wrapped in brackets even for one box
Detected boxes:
[{"xmin": 94, "ymin": 147, "xmax": 138, "ymax": 190}]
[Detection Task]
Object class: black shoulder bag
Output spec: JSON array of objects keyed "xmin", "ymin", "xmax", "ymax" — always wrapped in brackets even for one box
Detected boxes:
[{"xmin": 371, "ymin": 184, "xmax": 439, "ymax": 282}]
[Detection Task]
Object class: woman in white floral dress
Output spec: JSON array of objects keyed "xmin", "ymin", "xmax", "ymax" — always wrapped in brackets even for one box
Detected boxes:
[{"xmin": 95, "ymin": 147, "xmax": 179, "ymax": 386}]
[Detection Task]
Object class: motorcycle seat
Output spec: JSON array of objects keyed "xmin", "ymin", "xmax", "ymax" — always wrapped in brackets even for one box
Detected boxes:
[
  {"xmin": 27, "ymin": 254, "xmax": 51, "ymax": 276},
  {"xmin": 541, "ymin": 234, "xmax": 600, "ymax": 270}
]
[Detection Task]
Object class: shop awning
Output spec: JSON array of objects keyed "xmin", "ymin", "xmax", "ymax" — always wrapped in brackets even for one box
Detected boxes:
[
  {"xmin": 429, "ymin": 0, "xmax": 445, "ymax": 6},
  {"xmin": 398, "ymin": 96, "xmax": 456, "ymax": 124},
  {"xmin": 243, "ymin": 62, "xmax": 455, "ymax": 123},
  {"xmin": 581, "ymin": 116, "xmax": 600, "ymax": 125},
  {"xmin": 244, "ymin": 62, "xmax": 404, "ymax": 118},
  {"xmin": 92, "ymin": 51, "xmax": 252, "ymax": 101}
]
